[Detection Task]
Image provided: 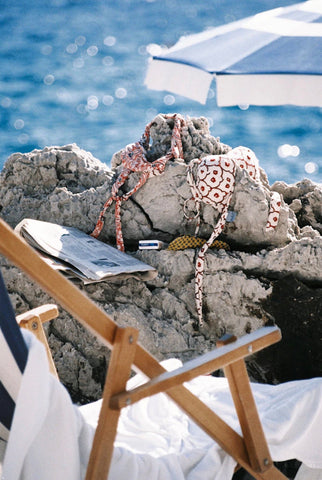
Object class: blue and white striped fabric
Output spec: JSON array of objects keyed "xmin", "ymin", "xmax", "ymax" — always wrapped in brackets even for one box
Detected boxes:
[
  {"xmin": 145, "ymin": 0, "xmax": 322, "ymax": 105},
  {"xmin": 0, "ymin": 272, "xmax": 28, "ymax": 442}
]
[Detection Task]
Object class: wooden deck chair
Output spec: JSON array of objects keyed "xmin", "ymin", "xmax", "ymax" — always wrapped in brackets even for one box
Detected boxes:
[{"xmin": 0, "ymin": 217, "xmax": 289, "ymax": 480}]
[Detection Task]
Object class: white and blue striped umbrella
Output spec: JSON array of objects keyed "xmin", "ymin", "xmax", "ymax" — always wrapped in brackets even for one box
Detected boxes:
[{"xmin": 145, "ymin": 1, "xmax": 322, "ymax": 106}]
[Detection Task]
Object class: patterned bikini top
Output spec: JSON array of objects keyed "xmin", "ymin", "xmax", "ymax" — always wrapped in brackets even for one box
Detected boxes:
[{"xmin": 185, "ymin": 146, "xmax": 281, "ymax": 326}]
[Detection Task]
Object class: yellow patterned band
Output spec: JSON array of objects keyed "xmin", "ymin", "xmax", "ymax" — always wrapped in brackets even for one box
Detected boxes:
[{"xmin": 167, "ymin": 235, "xmax": 230, "ymax": 251}]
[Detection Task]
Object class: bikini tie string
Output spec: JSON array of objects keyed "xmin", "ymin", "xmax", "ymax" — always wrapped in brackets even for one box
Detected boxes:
[{"xmin": 91, "ymin": 114, "xmax": 186, "ymax": 251}]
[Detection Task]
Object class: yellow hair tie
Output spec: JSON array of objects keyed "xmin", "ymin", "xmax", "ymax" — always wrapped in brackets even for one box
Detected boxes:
[{"xmin": 167, "ymin": 235, "xmax": 230, "ymax": 251}]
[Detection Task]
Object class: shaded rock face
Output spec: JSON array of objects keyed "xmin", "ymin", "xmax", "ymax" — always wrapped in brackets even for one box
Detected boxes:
[
  {"xmin": 0, "ymin": 114, "xmax": 321, "ymax": 403},
  {"xmin": 258, "ymin": 276, "xmax": 322, "ymax": 383}
]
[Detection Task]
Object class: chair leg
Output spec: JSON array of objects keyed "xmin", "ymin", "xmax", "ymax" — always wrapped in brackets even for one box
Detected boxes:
[
  {"xmin": 215, "ymin": 334, "xmax": 287, "ymax": 480},
  {"xmin": 85, "ymin": 326, "xmax": 139, "ymax": 480},
  {"xmin": 224, "ymin": 360, "xmax": 272, "ymax": 471},
  {"xmin": 223, "ymin": 360, "xmax": 287, "ymax": 479}
]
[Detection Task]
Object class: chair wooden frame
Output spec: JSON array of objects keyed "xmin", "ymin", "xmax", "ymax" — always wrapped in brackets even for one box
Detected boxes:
[
  {"xmin": 0, "ymin": 218, "xmax": 288, "ymax": 480},
  {"xmin": 17, "ymin": 304, "xmax": 59, "ymax": 377}
]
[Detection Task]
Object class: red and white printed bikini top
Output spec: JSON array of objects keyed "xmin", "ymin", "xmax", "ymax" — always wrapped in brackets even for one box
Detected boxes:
[
  {"xmin": 186, "ymin": 146, "xmax": 281, "ymax": 235},
  {"xmin": 185, "ymin": 146, "xmax": 282, "ymax": 326}
]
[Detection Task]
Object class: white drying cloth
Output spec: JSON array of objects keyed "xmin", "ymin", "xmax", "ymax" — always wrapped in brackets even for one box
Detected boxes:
[{"xmin": 3, "ymin": 331, "xmax": 322, "ymax": 480}]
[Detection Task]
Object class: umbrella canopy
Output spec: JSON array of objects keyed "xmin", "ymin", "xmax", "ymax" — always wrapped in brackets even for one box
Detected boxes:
[{"xmin": 145, "ymin": 0, "xmax": 322, "ymax": 106}]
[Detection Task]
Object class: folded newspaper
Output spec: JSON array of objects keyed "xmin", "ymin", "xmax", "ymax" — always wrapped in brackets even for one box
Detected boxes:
[{"xmin": 15, "ymin": 219, "xmax": 157, "ymax": 284}]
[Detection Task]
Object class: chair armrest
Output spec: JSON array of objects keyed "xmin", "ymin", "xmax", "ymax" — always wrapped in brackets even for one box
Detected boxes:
[
  {"xmin": 17, "ymin": 304, "xmax": 59, "ymax": 377},
  {"xmin": 110, "ymin": 326, "xmax": 281, "ymax": 409},
  {"xmin": 16, "ymin": 304, "xmax": 59, "ymax": 327}
]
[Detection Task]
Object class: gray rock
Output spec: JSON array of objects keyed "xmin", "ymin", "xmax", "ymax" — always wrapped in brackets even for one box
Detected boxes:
[
  {"xmin": 272, "ymin": 178, "xmax": 322, "ymax": 235},
  {"xmin": 0, "ymin": 118, "xmax": 307, "ymax": 250},
  {"xmin": 0, "ymin": 114, "xmax": 321, "ymax": 402},
  {"xmin": 0, "ymin": 143, "xmax": 113, "ymax": 233}
]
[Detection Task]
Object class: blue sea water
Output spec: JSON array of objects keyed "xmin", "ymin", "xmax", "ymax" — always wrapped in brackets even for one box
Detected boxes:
[{"xmin": 0, "ymin": 0, "xmax": 321, "ymax": 185}]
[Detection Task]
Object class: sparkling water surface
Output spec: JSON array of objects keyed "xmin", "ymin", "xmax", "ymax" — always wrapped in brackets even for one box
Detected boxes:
[{"xmin": 0, "ymin": 0, "xmax": 321, "ymax": 184}]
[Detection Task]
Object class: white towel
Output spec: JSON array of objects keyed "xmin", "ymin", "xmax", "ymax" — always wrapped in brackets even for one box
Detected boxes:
[{"xmin": 3, "ymin": 331, "xmax": 322, "ymax": 480}]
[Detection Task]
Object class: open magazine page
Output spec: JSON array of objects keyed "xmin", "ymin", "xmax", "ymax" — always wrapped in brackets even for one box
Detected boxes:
[{"xmin": 15, "ymin": 219, "xmax": 157, "ymax": 283}]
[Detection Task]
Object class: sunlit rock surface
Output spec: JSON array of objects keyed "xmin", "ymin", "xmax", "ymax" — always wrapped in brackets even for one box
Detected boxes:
[{"xmin": 0, "ymin": 115, "xmax": 321, "ymax": 403}]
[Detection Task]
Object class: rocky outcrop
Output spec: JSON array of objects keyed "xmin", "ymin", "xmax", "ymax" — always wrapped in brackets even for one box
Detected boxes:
[
  {"xmin": 272, "ymin": 178, "xmax": 322, "ymax": 235},
  {"xmin": 0, "ymin": 114, "xmax": 321, "ymax": 403}
]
